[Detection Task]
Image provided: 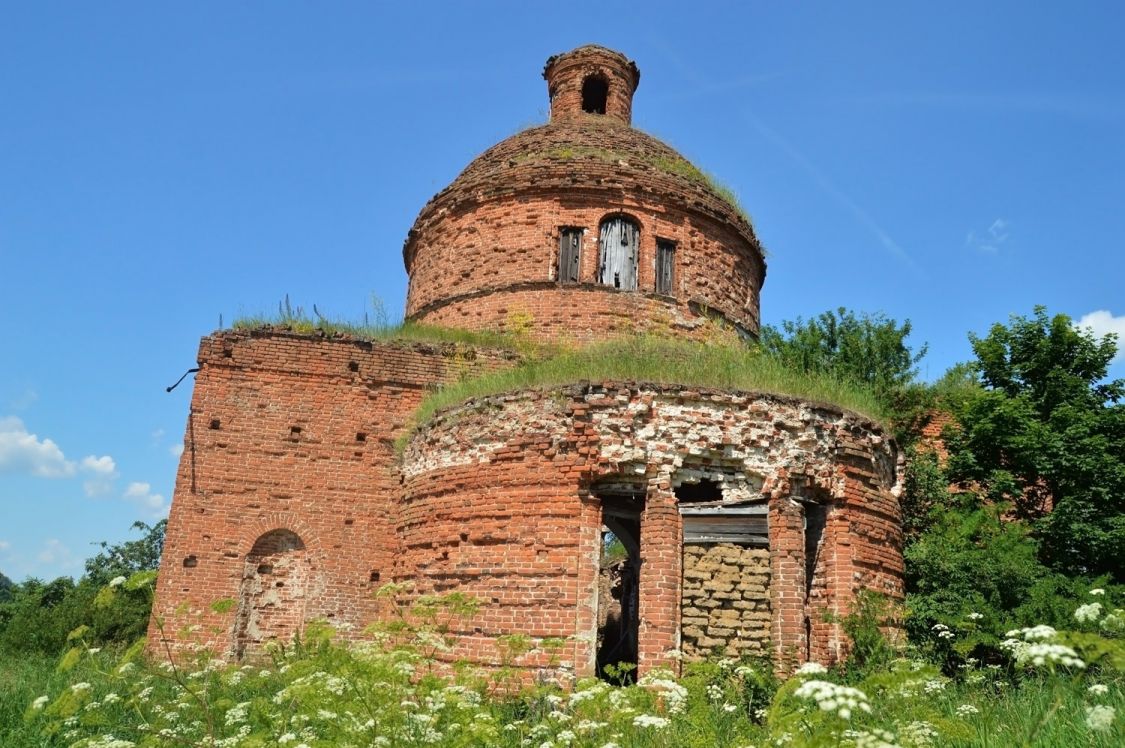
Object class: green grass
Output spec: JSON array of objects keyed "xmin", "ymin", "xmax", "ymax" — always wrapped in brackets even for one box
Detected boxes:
[
  {"xmin": 230, "ymin": 312, "xmax": 537, "ymax": 355},
  {"xmin": 402, "ymin": 336, "xmax": 886, "ymax": 448},
  {"xmin": 0, "ymin": 653, "xmax": 68, "ymax": 748}
]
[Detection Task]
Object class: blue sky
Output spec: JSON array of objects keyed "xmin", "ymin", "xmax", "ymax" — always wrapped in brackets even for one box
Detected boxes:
[{"xmin": 2, "ymin": 2, "xmax": 1123, "ymax": 581}]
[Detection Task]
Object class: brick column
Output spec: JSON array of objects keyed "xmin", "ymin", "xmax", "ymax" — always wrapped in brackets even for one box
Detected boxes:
[
  {"xmin": 769, "ymin": 497, "xmax": 807, "ymax": 673},
  {"xmin": 637, "ymin": 482, "xmax": 681, "ymax": 675}
]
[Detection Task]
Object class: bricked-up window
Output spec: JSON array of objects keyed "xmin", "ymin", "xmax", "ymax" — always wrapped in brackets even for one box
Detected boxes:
[
  {"xmin": 655, "ymin": 239, "xmax": 676, "ymax": 295},
  {"xmin": 582, "ymin": 74, "xmax": 608, "ymax": 114},
  {"xmin": 558, "ymin": 228, "xmax": 582, "ymax": 283},
  {"xmin": 598, "ymin": 216, "xmax": 639, "ymax": 290}
]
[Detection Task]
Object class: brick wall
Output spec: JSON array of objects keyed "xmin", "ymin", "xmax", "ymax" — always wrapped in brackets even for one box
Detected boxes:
[
  {"xmin": 400, "ymin": 383, "xmax": 902, "ymax": 681},
  {"xmin": 148, "ymin": 329, "xmax": 517, "ymax": 658}
]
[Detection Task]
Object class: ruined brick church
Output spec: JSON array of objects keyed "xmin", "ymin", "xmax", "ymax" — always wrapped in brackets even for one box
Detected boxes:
[{"xmin": 150, "ymin": 46, "xmax": 903, "ymax": 680}]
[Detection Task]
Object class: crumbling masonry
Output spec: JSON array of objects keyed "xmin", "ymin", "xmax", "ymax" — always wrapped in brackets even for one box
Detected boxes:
[{"xmin": 150, "ymin": 46, "xmax": 904, "ymax": 681}]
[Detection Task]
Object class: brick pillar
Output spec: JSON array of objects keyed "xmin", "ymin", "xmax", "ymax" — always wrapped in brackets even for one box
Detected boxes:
[
  {"xmin": 573, "ymin": 494, "xmax": 603, "ymax": 679},
  {"xmin": 769, "ymin": 497, "xmax": 807, "ymax": 673},
  {"xmin": 637, "ymin": 482, "xmax": 681, "ymax": 675}
]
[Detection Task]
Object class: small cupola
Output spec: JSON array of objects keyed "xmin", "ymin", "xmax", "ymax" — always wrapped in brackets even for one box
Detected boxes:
[{"xmin": 543, "ymin": 45, "xmax": 640, "ymax": 125}]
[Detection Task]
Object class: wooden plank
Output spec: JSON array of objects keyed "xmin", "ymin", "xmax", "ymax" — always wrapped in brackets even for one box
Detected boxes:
[{"xmin": 679, "ymin": 505, "xmax": 768, "ymax": 516}]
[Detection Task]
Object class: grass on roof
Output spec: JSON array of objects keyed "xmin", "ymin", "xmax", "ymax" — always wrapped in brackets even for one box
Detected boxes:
[
  {"xmin": 230, "ymin": 308, "xmax": 538, "ymax": 354},
  {"xmin": 401, "ymin": 336, "xmax": 886, "ymax": 450}
]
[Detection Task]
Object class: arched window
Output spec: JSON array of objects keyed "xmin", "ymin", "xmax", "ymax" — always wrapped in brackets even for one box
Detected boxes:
[
  {"xmin": 233, "ymin": 529, "xmax": 308, "ymax": 660},
  {"xmin": 582, "ymin": 75, "xmax": 609, "ymax": 114},
  {"xmin": 598, "ymin": 216, "xmax": 639, "ymax": 290}
]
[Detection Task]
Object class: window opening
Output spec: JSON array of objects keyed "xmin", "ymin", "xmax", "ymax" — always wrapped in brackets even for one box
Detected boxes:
[
  {"xmin": 656, "ymin": 240, "xmax": 676, "ymax": 295},
  {"xmin": 595, "ymin": 488, "xmax": 643, "ymax": 683},
  {"xmin": 582, "ymin": 75, "xmax": 608, "ymax": 114},
  {"xmin": 558, "ymin": 227, "xmax": 582, "ymax": 283},
  {"xmin": 598, "ymin": 217, "xmax": 639, "ymax": 290}
]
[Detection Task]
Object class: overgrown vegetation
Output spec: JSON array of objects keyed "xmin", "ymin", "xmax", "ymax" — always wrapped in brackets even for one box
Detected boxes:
[
  {"xmin": 511, "ymin": 128, "xmax": 755, "ymax": 226},
  {"xmin": 0, "ymin": 522, "xmax": 164, "ymax": 657},
  {"xmin": 402, "ymin": 335, "xmax": 888, "ymax": 449},
  {"xmin": 232, "ymin": 295, "xmax": 541, "ymax": 354},
  {"xmin": 4, "ymin": 577, "xmax": 1122, "ymax": 746}
]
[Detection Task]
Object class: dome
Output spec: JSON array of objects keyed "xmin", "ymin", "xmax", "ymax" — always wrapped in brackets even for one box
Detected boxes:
[
  {"xmin": 400, "ymin": 46, "xmax": 767, "ymax": 343},
  {"xmin": 402, "ymin": 117, "xmax": 763, "ymax": 271}
]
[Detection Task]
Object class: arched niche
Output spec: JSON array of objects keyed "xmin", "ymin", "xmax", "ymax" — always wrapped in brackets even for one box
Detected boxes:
[{"xmin": 233, "ymin": 528, "xmax": 309, "ymax": 660}]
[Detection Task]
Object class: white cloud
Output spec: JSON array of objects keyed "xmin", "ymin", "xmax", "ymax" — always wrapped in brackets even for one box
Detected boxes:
[
  {"xmin": 124, "ymin": 481, "xmax": 169, "ymax": 517},
  {"xmin": 81, "ymin": 455, "xmax": 116, "ymax": 475},
  {"xmin": 966, "ymin": 218, "xmax": 1010, "ymax": 253},
  {"xmin": 169, "ymin": 443, "xmax": 184, "ymax": 458},
  {"xmin": 80, "ymin": 454, "xmax": 118, "ymax": 497},
  {"xmin": 1076, "ymin": 310, "xmax": 1125, "ymax": 362},
  {"xmin": 0, "ymin": 416, "xmax": 75, "ymax": 478},
  {"xmin": 37, "ymin": 538, "xmax": 78, "ymax": 568},
  {"xmin": 0, "ymin": 540, "xmax": 10, "ymax": 552}
]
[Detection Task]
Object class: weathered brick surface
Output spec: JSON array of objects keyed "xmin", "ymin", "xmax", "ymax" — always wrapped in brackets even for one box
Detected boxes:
[
  {"xmin": 399, "ymin": 383, "xmax": 902, "ymax": 681},
  {"xmin": 543, "ymin": 46, "xmax": 640, "ymax": 126},
  {"xmin": 148, "ymin": 329, "xmax": 517, "ymax": 657},
  {"xmin": 402, "ymin": 46, "xmax": 765, "ymax": 343}
]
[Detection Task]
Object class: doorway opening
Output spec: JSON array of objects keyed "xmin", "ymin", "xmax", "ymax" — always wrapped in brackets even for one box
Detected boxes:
[{"xmin": 595, "ymin": 486, "xmax": 643, "ymax": 682}]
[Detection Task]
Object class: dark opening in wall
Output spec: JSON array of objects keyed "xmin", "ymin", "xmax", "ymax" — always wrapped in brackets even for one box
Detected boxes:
[
  {"xmin": 675, "ymin": 478, "xmax": 723, "ymax": 504},
  {"xmin": 182, "ymin": 555, "xmax": 198, "ymax": 568},
  {"xmin": 369, "ymin": 571, "xmax": 380, "ymax": 583},
  {"xmin": 348, "ymin": 361, "xmax": 359, "ymax": 372},
  {"xmin": 356, "ymin": 432, "xmax": 367, "ymax": 442},
  {"xmin": 582, "ymin": 75, "xmax": 609, "ymax": 114},
  {"xmin": 209, "ymin": 419, "xmax": 221, "ymax": 430}
]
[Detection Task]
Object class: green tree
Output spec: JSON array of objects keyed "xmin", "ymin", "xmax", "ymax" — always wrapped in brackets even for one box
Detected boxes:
[
  {"xmin": 759, "ymin": 307, "xmax": 929, "ymax": 441},
  {"xmin": 0, "ymin": 521, "xmax": 166, "ymax": 654},
  {"xmin": 0, "ymin": 571, "xmax": 12, "ymax": 603},
  {"xmin": 84, "ymin": 519, "xmax": 166, "ymax": 586},
  {"xmin": 945, "ymin": 306, "xmax": 1124, "ymax": 580}
]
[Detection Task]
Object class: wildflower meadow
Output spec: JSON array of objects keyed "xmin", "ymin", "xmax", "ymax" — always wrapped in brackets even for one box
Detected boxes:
[{"xmin": 1, "ymin": 570, "xmax": 1122, "ymax": 747}]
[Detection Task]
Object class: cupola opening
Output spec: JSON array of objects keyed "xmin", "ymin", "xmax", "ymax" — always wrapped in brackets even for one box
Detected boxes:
[{"xmin": 582, "ymin": 74, "xmax": 609, "ymax": 114}]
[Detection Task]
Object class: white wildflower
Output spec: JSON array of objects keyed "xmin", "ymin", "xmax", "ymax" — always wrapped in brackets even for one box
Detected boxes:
[
  {"xmin": 793, "ymin": 679, "xmax": 871, "ymax": 720},
  {"xmin": 224, "ymin": 701, "xmax": 250, "ymax": 726},
  {"xmin": 955, "ymin": 703, "xmax": 980, "ymax": 716},
  {"xmin": 31, "ymin": 695, "xmax": 49, "ymax": 710},
  {"xmin": 1013, "ymin": 625, "xmax": 1057, "ymax": 640},
  {"xmin": 71, "ymin": 682, "xmax": 92, "ymax": 692},
  {"xmin": 1089, "ymin": 588, "xmax": 1106, "ymax": 596},
  {"xmin": 723, "ymin": 703, "xmax": 739, "ymax": 712},
  {"xmin": 1007, "ymin": 641, "xmax": 1086, "ymax": 669},
  {"xmin": 795, "ymin": 661, "xmax": 827, "ymax": 676},
  {"xmin": 632, "ymin": 714, "xmax": 670, "ymax": 729},
  {"xmin": 1075, "ymin": 602, "xmax": 1103, "ymax": 623},
  {"xmin": 1085, "ymin": 705, "xmax": 1115, "ymax": 732},
  {"xmin": 899, "ymin": 720, "xmax": 939, "ymax": 745},
  {"xmin": 1088, "ymin": 683, "xmax": 1109, "ymax": 696},
  {"xmin": 109, "ymin": 575, "xmax": 127, "ymax": 588},
  {"xmin": 966, "ymin": 612, "xmax": 983, "ymax": 620}
]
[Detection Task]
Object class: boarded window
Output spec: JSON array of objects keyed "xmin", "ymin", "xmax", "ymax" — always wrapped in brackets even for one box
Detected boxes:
[
  {"xmin": 598, "ymin": 217, "xmax": 639, "ymax": 290},
  {"xmin": 558, "ymin": 228, "xmax": 582, "ymax": 283},
  {"xmin": 656, "ymin": 240, "xmax": 676, "ymax": 295}
]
